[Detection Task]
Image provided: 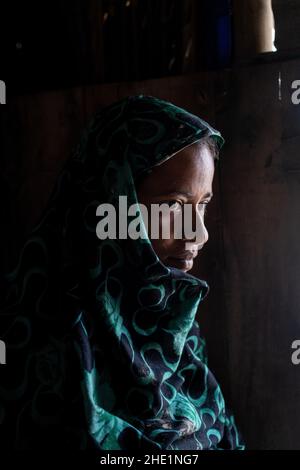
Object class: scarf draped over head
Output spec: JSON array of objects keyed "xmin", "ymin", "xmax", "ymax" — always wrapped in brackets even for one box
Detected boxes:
[{"xmin": 0, "ymin": 95, "xmax": 245, "ymax": 450}]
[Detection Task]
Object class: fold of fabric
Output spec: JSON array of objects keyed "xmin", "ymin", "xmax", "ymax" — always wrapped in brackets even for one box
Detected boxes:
[{"xmin": 0, "ymin": 95, "xmax": 245, "ymax": 450}]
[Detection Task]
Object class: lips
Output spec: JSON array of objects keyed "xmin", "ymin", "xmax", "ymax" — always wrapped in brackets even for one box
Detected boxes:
[{"xmin": 169, "ymin": 251, "xmax": 197, "ymax": 261}]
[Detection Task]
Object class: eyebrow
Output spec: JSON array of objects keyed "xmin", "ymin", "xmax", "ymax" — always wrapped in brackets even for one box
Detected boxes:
[{"xmin": 157, "ymin": 190, "xmax": 213, "ymax": 199}]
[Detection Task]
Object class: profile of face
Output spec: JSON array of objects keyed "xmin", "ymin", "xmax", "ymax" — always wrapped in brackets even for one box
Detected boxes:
[{"xmin": 136, "ymin": 141, "xmax": 215, "ymax": 272}]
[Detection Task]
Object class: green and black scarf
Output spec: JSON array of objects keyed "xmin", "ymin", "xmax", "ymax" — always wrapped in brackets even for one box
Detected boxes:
[{"xmin": 0, "ymin": 95, "xmax": 245, "ymax": 450}]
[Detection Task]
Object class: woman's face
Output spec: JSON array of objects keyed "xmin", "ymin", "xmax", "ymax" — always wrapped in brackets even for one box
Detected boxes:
[{"xmin": 136, "ymin": 142, "xmax": 215, "ymax": 272}]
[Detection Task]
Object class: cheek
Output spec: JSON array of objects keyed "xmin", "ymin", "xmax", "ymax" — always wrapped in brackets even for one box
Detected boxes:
[
  {"xmin": 149, "ymin": 213, "xmax": 178, "ymax": 260},
  {"xmin": 150, "ymin": 238, "xmax": 174, "ymax": 260},
  {"xmin": 142, "ymin": 207, "xmax": 179, "ymax": 259}
]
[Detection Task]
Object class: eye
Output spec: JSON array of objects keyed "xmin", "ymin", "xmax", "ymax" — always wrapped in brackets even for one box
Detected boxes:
[
  {"xmin": 164, "ymin": 200, "xmax": 183, "ymax": 210},
  {"xmin": 161, "ymin": 200, "xmax": 209, "ymax": 214},
  {"xmin": 198, "ymin": 202, "xmax": 209, "ymax": 215}
]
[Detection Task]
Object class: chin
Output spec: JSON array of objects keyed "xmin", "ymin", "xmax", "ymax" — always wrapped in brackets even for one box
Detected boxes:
[{"xmin": 165, "ymin": 257, "xmax": 194, "ymax": 272}]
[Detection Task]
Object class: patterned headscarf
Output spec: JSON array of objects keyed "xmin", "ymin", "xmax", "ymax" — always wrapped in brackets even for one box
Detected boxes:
[{"xmin": 0, "ymin": 95, "xmax": 244, "ymax": 450}]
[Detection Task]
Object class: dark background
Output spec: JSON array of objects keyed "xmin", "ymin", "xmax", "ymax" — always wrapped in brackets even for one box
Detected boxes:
[
  {"xmin": 0, "ymin": 0, "xmax": 232, "ymax": 95},
  {"xmin": 1, "ymin": 0, "xmax": 300, "ymax": 450}
]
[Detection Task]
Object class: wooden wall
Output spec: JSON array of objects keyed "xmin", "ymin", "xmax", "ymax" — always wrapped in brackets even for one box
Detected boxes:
[
  {"xmin": 212, "ymin": 57, "xmax": 300, "ymax": 449},
  {"xmin": 1, "ymin": 57, "xmax": 300, "ymax": 449}
]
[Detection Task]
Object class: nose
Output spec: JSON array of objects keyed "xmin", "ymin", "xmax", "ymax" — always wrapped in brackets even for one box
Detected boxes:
[{"xmin": 183, "ymin": 204, "xmax": 209, "ymax": 250}]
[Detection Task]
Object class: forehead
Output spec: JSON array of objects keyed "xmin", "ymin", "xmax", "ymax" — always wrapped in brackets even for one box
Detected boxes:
[{"xmin": 137, "ymin": 143, "xmax": 215, "ymax": 196}]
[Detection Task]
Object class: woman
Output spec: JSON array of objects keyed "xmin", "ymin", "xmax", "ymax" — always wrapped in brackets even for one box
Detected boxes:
[{"xmin": 0, "ymin": 95, "xmax": 245, "ymax": 450}]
